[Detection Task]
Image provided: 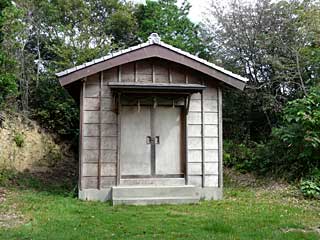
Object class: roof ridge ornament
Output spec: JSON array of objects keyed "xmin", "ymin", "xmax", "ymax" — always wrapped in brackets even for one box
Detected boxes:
[{"xmin": 148, "ymin": 33, "xmax": 161, "ymax": 44}]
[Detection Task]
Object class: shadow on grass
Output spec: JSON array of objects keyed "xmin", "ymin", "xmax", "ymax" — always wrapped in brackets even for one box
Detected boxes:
[{"xmin": 0, "ymin": 168, "xmax": 78, "ymax": 198}]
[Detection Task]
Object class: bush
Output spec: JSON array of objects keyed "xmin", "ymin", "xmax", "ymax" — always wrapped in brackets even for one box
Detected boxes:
[
  {"xmin": 223, "ymin": 140, "xmax": 256, "ymax": 173},
  {"xmin": 300, "ymin": 180, "xmax": 320, "ymax": 199},
  {"xmin": 300, "ymin": 169, "xmax": 320, "ymax": 199},
  {"xmin": 13, "ymin": 132, "xmax": 24, "ymax": 147},
  {"xmin": 224, "ymin": 87, "xmax": 320, "ymax": 181}
]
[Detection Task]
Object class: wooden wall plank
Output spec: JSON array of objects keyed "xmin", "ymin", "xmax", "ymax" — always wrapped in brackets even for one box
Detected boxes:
[
  {"xmin": 83, "ymin": 111, "xmax": 100, "ymax": 123},
  {"xmin": 103, "ymin": 68, "xmax": 117, "ymax": 84},
  {"xmin": 204, "ymin": 113, "xmax": 218, "ymax": 124},
  {"xmin": 204, "ymin": 175, "xmax": 219, "ymax": 187},
  {"xmin": 188, "ymin": 163, "xmax": 202, "ymax": 175},
  {"xmin": 188, "ymin": 137, "xmax": 202, "ymax": 150},
  {"xmin": 101, "ymin": 163, "xmax": 117, "ymax": 176},
  {"xmin": 84, "ymin": 98, "xmax": 100, "ymax": 111},
  {"xmin": 204, "ymin": 150, "xmax": 219, "ymax": 162},
  {"xmin": 101, "ymin": 111, "xmax": 117, "ymax": 123},
  {"xmin": 86, "ymin": 73, "xmax": 99, "ymax": 85},
  {"xmin": 204, "ymin": 125, "xmax": 218, "ymax": 137},
  {"xmin": 204, "ymin": 137, "xmax": 218, "ymax": 150},
  {"xmin": 188, "ymin": 150, "xmax": 202, "ymax": 162},
  {"xmin": 85, "ymin": 84, "xmax": 99, "ymax": 97}
]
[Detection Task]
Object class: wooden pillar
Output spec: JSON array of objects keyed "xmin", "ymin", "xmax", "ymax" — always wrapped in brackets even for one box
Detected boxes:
[
  {"xmin": 97, "ymin": 72, "xmax": 103, "ymax": 189},
  {"xmin": 201, "ymin": 90, "xmax": 205, "ymax": 188},
  {"xmin": 116, "ymin": 93, "xmax": 121, "ymax": 186},
  {"xmin": 184, "ymin": 97, "xmax": 189, "ymax": 185},
  {"xmin": 218, "ymin": 87, "xmax": 223, "ymax": 188},
  {"xmin": 79, "ymin": 78, "xmax": 86, "ymax": 190}
]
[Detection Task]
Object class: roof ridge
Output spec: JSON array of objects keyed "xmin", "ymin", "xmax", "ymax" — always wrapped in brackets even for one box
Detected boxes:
[{"xmin": 56, "ymin": 33, "xmax": 248, "ymax": 84}]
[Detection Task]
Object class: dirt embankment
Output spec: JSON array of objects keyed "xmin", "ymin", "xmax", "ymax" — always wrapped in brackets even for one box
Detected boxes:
[{"xmin": 0, "ymin": 112, "xmax": 76, "ymax": 174}]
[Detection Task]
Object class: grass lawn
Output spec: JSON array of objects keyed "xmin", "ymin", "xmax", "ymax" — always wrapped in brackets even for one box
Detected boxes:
[{"xmin": 0, "ymin": 172, "xmax": 319, "ymax": 239}]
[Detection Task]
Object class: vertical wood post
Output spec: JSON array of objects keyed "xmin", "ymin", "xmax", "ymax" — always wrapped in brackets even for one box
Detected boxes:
[
  {"xmin": 218, "ymin": 87, "xmax": 223, "ymax": 188},
  {"xmin": 201, "ymin": 90, "xmax": 205, "ymax": 188},
  {"xmin": 118, "ymin": 65, "xmax": 122, "ymax": 82},
  {"xmin": 79, "ymin": 78, "xmax": 86, "ymax": 190},
  {"xmin": 134, "ymin": 62, "xmax": 137, "ymax": 82},
  {"xmin": 184, "ymin": 97, "xmax": 189, "ymax": 185},
  {"xmin": 116, "ymin": 93, "xmax": 121, "ymax": 186},
  {"xmin": 152, "ymin": 63, "xmax": 155, "ymax": 83},
  {"xmin": 97, "ymin": 72, "xmax": 103, "ymax": 189}
]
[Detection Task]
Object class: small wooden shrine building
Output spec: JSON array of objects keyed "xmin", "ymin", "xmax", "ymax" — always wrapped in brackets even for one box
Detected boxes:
[{"xmin": 56, "ymin": 33, "xmax": 247, "ymax": 205}]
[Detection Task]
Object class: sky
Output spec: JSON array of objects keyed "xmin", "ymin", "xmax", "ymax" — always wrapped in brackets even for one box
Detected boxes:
[{"xmin": 131, "ymin": 0, "xmax": 211, "ymax": 23}]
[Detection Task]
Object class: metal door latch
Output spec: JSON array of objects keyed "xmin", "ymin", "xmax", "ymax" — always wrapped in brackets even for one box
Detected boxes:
[{"xmin": 146, "ymin": 136, "xmax": 160, "ymax": 144}]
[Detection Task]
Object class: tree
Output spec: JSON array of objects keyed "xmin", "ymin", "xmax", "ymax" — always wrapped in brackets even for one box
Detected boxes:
[
  {"xmin": 0, "ymin": 1, "xmax": 18, "ymax": 109},
  {"xmin": 202, "ymin": 0, "xmax": 320, "ymax": 141},
  {"xmin": 135, "ymin": 0, "xmax": 207, "ymax": 57},
  {"xmin": 1, "ymin": 0, "xmax": 137, "ymax": 136}
]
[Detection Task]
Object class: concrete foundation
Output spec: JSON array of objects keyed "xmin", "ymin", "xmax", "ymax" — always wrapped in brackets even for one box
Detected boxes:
[
  {"xmin": 79, "ymin": 188, "xmax": 112, "ymax": 201},
  {"xmin": 79, "ymin": 186, "xmax": 223, "ymax": 204}
]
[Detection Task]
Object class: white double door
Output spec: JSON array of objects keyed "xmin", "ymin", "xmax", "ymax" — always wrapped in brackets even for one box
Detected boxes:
[{"xmin": 120, "ymin": 106, "xmax": 182, "ymax": 177}]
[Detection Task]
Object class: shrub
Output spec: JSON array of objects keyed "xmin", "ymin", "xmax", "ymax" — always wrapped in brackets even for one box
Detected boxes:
[
  {"xmin": 13, "ymin": 132, "xmax": 24, "ymax": 147},
  {"xmin": 223, "ymin": 140, "xmax": 256, "ymax": 173},
  {"xmin": 300, "ymin": 169, "xmax": 320, "ymax": 199},
  {"xmin": 300, "ymin": 180, "xmax": 320, "ymax": 199}
]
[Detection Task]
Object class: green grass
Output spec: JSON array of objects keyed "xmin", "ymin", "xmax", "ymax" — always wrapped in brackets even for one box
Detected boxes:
[{"xmin": 0, "ymin": 173, "xmax": 319, "ymax": 239}]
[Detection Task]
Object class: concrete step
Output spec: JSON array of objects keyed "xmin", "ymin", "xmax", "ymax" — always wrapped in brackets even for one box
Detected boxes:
[
  {"xmin": 112, "ymin": 185, "xmax": 200, "ymax": 205},
  {"xmin": 113, "ymin": 197, "xmax": 199, "ymax": 205},
  {"xmin": 120, "ymin": 178, "xmax": 185, "ymax": 186}
]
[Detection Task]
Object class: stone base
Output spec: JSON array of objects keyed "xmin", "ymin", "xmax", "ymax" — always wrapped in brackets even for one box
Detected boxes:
[
  {"xmin": 78, "ymin": 186, "xmax": 223, "ymax": 203},
  {"xmin": 197, "ymin": 187, "xmax": 223, "ymax": 200},
  {"xmin": 79, "ymin": 188, "xmax": 112, "ymax": 201}
]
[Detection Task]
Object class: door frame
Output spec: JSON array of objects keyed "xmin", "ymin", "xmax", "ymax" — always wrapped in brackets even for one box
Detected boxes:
[{"xmin": 116, "ymin": 94, "xmax": 188, "ymax": 182}]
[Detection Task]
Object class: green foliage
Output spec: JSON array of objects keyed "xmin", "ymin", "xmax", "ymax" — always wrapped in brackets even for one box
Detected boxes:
[
  {"xmin": 223, "ymin": 140, "xmax": 255, "ymax": 173},
  {"xmin": 270, "ymin": 86, "xmax": 320, "ymax": 178},
  {"xmin": 135, "ymin": 0, "xmax": 207, "ymax": 56},
  {"xmin": 203, "ymin": 0, "xmax": 320, "ymax": 142},
  {"xmin": 0, "ymin": 0, "xmax": 137, "ymax": 138},
  {"xmin": 300, "ymin": 180, "xmax": 320, "ymax": 199},
  {"xmin": 30, "ymin": 74, "xmax": 79, "ymax": 137},
  {"xmin": 0, "ymin": 169, "xmax": 15, "ymax": 186},
  {"xmin": 0, "ymin": 1, "xmax": 17, "ymax": 109},
  {"xmin": 13, "ymin": 132, "xmax": 24, "ymax": 148},
  {"xmin": 300, "ymin": 169, "xmax": 320, "ymax": 199}
]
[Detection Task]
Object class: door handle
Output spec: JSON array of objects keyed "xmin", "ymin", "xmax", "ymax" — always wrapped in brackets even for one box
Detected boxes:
[
  {"xmin": 155, "ymin": 136, "xmax": 160, "ymax": 144},
  {"xmin": 146, "ymin": 136, "xmax": 152, "ymax": 144}
]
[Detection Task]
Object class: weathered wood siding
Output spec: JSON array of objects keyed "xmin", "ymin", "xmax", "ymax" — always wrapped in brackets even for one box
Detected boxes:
[
  {"xmin": 81, "ymin": 72, "xmax": 117, "ymax": 189},
  {"xmin": 79, "ymin": 58, "xmax": 222, "ymax": 190},
  {"xmin": 187, "ymin": 83, "xmax": 220, "ymax": 187}
]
